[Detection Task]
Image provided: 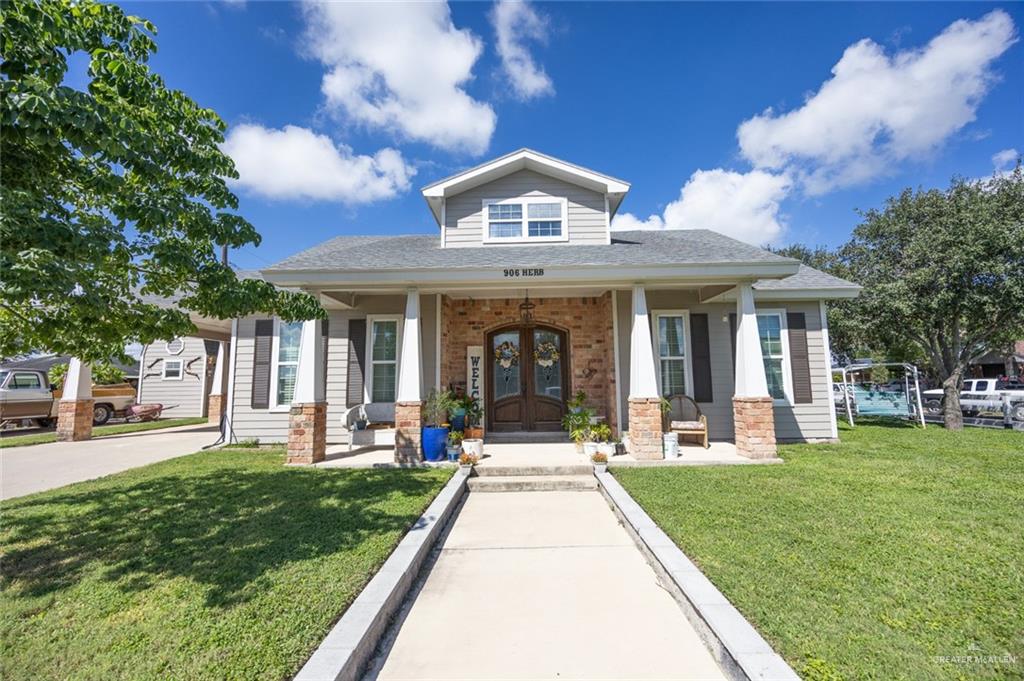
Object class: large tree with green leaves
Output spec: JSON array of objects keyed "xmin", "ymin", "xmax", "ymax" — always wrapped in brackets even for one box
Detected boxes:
[
  {"xmin": 1, "ymin": 0, "xmax": 321, "ymax": 363},
  {"xmin": 842, "ymin": 166, "xmax": 1024, "ymax": 429}
]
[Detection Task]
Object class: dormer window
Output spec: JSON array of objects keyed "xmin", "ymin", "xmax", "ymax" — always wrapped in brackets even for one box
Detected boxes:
[{"xmin": 483, "ymin": 197, "xmax": 568, "ymax": 244}]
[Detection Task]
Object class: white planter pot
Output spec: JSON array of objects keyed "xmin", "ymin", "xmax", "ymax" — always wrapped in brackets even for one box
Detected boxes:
[
  {"xmin": 582, "ymin": 442, "xmax": 599, "ymax": 457},
  {"xmin": 663, "ymin": 432, "xmax": 680, "ymax": 459},
  {"xmin": 461, "ymin": 438, "xmax": 483, "ymax": 458},
  {"xmin": 597, "ymin": 442, "xmax": 615, "ymax": 457},
  {"xmin": 593, "ymin": 463, "xmax": 608, "ymax": 474}
]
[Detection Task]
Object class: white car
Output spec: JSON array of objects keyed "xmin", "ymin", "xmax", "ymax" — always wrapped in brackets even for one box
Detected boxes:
[{"xmin": 922, "ymin": 378, "xmax": 1024, "ymax": 420}]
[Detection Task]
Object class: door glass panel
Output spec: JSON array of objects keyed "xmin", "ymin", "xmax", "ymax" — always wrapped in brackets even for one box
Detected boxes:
[
  {"xmin": 492, "ymin": 331, "xmax": 521, "ymax": 400},
  {"xmin": 533, "ymin": 329, "xmax": 562, "ymax": 399}
]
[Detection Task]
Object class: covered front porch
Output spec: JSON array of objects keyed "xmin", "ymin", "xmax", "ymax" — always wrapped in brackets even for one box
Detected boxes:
[{"xmin": 277, "ymin": 277, "xmax": 789, "ymax": 466}]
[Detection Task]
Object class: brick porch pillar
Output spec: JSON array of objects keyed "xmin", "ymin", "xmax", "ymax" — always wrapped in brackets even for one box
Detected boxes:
[
  {"xmin": 628, "ymin": 397, "xmax": 663, "ymax": 460},
  {"xmin": 207, "ymin": 394, "xmax": 225, "ymax": 425},
  {"xmin": 57, "ymin": 399, "xmax": 94, "ymax": 442},
  {"xmin": 395, "ymin": 401, "xmax": 423, "ymax": 463},
  {"xmin": 57, "ymin": 358, "xmax": 93, "ymax": 441},
  {"xmin": 733, "ymin": 396, "xmax": 777, "ymax": 459},
  {"xmin": 287, "ymin": 402, "xmax": 327, "ymax": 464},
  {"xmin": 208, "ymin": 340, "xmax": 228, "ymax": 425}
]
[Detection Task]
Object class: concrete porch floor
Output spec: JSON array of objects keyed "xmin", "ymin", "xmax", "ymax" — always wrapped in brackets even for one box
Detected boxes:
[{"xmin": 314, "ymin": 439, "xmax": 775, "ymax": 469}]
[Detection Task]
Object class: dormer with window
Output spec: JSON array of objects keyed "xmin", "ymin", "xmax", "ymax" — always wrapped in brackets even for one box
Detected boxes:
[{"xmin": 422, "ymin": 149, "xmax": 630, "ymax": 248}]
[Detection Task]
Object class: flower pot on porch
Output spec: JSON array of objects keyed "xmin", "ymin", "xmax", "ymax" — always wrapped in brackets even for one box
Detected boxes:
[
  {"xmin": 461, "ymin": 438, "xmax": 483, "ymax": 458},
  {"xmin": 593, "ymin": 462, "xmax": 608, "ymax": 474},
  {"xmin": 583, "ymin": 442, "xmax": 598, "ymax": 457},
  {"xmin": 597, "ymin": 442, "xmax": 615, "ymax": 457},
  {"xmin": 422, "ymin": 426, "xmax": 449, "ymax": 462},
  {"xmin": 464, "ymin": 426, "xmax": 484, "ymax": 440}
]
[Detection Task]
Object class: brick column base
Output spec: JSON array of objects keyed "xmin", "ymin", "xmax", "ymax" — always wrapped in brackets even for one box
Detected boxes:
[
  {"xmin": 287, "ymin": 402, "xmax": 326, "ymax": 465},
  {"xmin": 733, "ymin": 396, "xmax": 777, "ymax": 459},
  {"xmin": 57, "ymin": 399, "xmax": 94, "ymax": 442},
  {"xmin": 395, "ymin": 401, "xmax": 422, "ymax": 464},
  {"xmin": 628, "ymin": 397, "xmax": 663, "ymax": 460},
  {"xmin": 207, "ymin": 394, "xmax": 226, "ymax": 425}
]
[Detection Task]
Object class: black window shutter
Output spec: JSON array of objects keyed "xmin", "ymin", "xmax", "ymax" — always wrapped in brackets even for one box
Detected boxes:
[
  {"xmin": 347, "ymin": 319, "xmax": 367, "ymax": 407},
  {"xmin": 690, "ymin": 314, "xmax": 713, "ymax": 403},
  {"xmin": 787, "ymin": 312, "xmax": 813, "ymax": 404},
  {"xmin": 251, "ymin": 319, "xmax": 273, "ymax": 409},
  {"xmin": 729, "ymin": 313, "xmax": 737, "ymax": 374},
  {"xmin": 321, "ymin": 319, "xmax": 330, "ymax": 396}
]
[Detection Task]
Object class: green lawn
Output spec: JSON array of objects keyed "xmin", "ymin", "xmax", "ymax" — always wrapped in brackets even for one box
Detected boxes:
[
  {"xmin": 0, "ymin": 448, "xmax": 453, "ymax": 680},
  {"xmin": 615, "ymin": 420, "xmax": 1023, "ymax": 681},
  {"xmin": 0, "ymin": 416, "xmax": 209, "ymax": 448}
]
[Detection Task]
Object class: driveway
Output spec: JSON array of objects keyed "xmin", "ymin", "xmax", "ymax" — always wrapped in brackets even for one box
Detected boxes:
[
  {"xmin": 369, "ymin": 490, "xmax": 725, "ymax": 680},
  {"xmin": 1, "ymin": 423, "xmax": 220, "ymax": 500}
]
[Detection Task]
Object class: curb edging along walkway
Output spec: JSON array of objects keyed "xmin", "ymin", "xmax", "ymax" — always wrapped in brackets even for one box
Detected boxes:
[
  {"xmin": 595, "ymin": 470, "xmax": 800, "ymax": 681},
  {"xmin": 294, "ymin": 468, "xmax": 470, "ymax": 681}
]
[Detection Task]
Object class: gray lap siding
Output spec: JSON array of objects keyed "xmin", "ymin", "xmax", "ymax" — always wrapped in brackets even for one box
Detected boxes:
[{"xmin": 615, "ymin": 290, "xmax": 835, "ymax": 442}]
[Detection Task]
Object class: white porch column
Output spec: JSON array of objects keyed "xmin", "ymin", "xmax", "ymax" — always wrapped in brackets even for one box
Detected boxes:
[
  {"xmin": 208, "ymin": 341, "xmax": 229, "ymax": 425},
  {"xmin": 397, "ymin": 288, "xmax": 422, "ymax": 403},
  {"xmin": 288, "ymin": 319, "xmax": 326, "ymax": 464},
  {"xmin": 732, "ymin": 282, "xmax": 777, "ymax": 459},
  {"xmin": 734, "ymin": 283, "xmax": 769, "ymax": 397},
  {"xmin": 57, "ymin": 358, "xmax": 93, "ymax": 441},
  {"xmin": 629, "ymin": 286, "xmax": 658, "ymax": 398},
  {"xmin": 395, "ymin": 289, "xmax": 423, "ymax": 462},
  {"xmin": 627, "ymin": 286, "xmax": 663, "ymax": 459},
  {"xmin": 292, "ymin": 320, "xmax": 325, "ymax": 405}
]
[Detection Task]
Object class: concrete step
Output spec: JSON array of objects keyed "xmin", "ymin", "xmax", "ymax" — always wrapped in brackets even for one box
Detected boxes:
[
  {"xmin": 467, "ymin": 475, "xmax": 597, "ymax": 493},
  {"xmin": 474, "ymin": 464, "xmax": 593, "ymax": 477}
]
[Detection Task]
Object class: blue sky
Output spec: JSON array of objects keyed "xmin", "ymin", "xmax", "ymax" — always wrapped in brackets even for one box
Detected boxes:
[{"xmin": 120, "ymin": 1, "xmax": 1022, "ymax": 270}]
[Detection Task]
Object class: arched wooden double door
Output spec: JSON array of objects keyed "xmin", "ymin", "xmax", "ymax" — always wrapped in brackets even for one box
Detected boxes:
[{"xmin": 486, "ymin": 324, "xmax": 568, "ymax": 432}]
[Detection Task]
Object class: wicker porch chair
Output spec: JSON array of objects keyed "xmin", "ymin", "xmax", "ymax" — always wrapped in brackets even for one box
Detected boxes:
[{"xmin": 662, "ymin": 394, "xmax": 709, "ymax": 449}]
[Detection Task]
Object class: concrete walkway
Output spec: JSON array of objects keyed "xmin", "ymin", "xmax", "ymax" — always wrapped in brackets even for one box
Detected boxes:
[
  {"xmin": 1, "ymin": 423, "xmax": 220, "ymax": 500},
  {"xmin": 369, "ymin": 490, "xmax": 725, "ymax": 680}
]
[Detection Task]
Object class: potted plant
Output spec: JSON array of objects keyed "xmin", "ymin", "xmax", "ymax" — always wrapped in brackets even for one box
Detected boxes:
[
  {"xmin": 591, "ymin": 451, "xmax": 608, "ymax": 473},
  {"xmin": 582, "ymin": 428, "xmax": 599, "ymax": 457},
  {"xmin": 449, "ymin": 386, "xmax": 467, "ymax": 431},
  {"xmin": 421, "ymin": 388, "xmax": 455, "ymax": 462},
  {"xmin": 591, "ymin": 422, "xmax": 615, "ymax": 457},
  {"xmin": 561, "ymin": 406, "xmax": 594, "ymax": 452},
  {"xmin": 446, "ymin": 431, "xmax": 463, "ymax": 462},
  {"xmin": 458, "ymin": 451, "xmax": 478, "ymax": 472},
  {"xmin": 567, "ymin": 389, "xmax": 588, "ymax": 413},
  {"xmin": 462, "ymin": 394, "xmax": 485, "ymax": 441}
]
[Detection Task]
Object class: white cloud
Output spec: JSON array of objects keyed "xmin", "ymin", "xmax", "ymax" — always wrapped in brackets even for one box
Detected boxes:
[
  {"xmin": 612, "ymin": 169, "xmax": 791, "ymax": 245},
  {"xmin": 737, "ymin": 10, "xmax": 1017, "ymax": 194},
  {"xmin": 992, "ymin": 148, "xmax": 1019, "ymax": 171},
  {"xmin": 222, "ymin": 124, "xmax": 414, "ymax": 203},
  {"xmin": 491, "ymin": 0, "xmax": 555, "ymax": 100},
  {"xmin": 303, "ymin": 3, "xmax": 496, "ymax": 155}
]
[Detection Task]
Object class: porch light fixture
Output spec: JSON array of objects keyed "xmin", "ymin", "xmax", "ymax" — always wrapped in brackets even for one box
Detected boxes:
[{"xmin": 519, "ymin": 294, "xmax": 536, "ymax": 323}]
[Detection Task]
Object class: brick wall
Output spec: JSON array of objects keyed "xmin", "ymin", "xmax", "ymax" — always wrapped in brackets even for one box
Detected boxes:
[
  {"xmin": 440, "ymin": 293, "xmax": 618, "ymax": 433},
  {"xmin": 732, "ymin": 396, "xmax": 778, "ymax": 459}
]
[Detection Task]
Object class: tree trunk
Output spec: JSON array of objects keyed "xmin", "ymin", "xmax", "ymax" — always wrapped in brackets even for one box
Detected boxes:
[{"xmin": 942, "ymin": 370, "xmax": 964, "ymax": 430}]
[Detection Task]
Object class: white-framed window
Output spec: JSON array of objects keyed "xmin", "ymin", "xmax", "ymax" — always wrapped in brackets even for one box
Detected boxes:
[
  {"xmin": 164, "ymin": 338, "xmax": 184, "ymax": 355},
  {"xmin": 163, "ymin": 359, "xmax": 183, "ymax": 380},
  {"xmin": 365, "ymin": 315, "xmax": 402, "ymax": 403},
  {"xmin": 651, "ymin": 310, "xmax": 693, "ymax": 397},
  {"xmin": 756, "ymin": 310, "xmax": 793, "ymax": 404},
  {"xmin": 270, "ymin": 319, "xmax": 302, "ymax": 409},
  {"xmin": 482, "ymin": 197, "xmax": 569, "ymax": 243}
]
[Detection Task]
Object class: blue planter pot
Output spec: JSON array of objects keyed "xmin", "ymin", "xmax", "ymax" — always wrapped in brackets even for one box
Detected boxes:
[
  {"xmin": 450, "ymin": 414, "xmax": 466, "ymax": 431},
  {"xmin": 422, "ymin": 426, "xmax": 449, "ymax": 462}
]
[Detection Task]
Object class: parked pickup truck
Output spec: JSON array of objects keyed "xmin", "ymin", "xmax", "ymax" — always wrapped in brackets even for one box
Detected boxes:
[
  {"xmin": 0, "ymin": 369, "xmax": 136, "ymax": 428},
  {"xmin": 922, "ymin": 378, "xmax": 1024, "ymax": 421}
]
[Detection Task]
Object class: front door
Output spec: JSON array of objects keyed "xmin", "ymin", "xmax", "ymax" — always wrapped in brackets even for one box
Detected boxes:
[{"xmin": 487, "ymin": 325, "xmax": 567, "ymax": 431}]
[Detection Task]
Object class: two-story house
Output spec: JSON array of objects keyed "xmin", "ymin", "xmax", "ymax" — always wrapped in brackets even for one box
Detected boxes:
[{"xmin": 219, "ymin": 149, "xmax": 860, "ymax": 463}]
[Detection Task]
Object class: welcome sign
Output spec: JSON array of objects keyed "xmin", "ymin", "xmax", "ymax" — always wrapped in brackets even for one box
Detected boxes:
[{"xmin": 467, "ymin": 345, "xmax": 484, "ymax": 425}]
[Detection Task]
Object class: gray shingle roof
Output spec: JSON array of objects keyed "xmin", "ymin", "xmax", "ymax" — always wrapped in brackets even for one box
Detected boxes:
[
  {"xmin": 268, "ymin": 229, "xmax": 799, "ymax": 271},
  {"xmin": 755, "ymin": 264, "xmax": 860, "ymax": 291}
]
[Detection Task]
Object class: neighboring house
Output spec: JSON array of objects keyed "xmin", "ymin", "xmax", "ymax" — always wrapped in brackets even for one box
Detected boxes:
[
  {"xmin": 218, "ymin": 149, "xmax": 860, "ymax": 462},
  {"xmin": 0, "ymin": 354, "xmax": 139, "ymax": 388},
  {"xmin": 136, "ymin": 336, "xmax": 219, "ymax": 418},
  {"xmin": 970, "ymin": 340, "xmax": 1024, "ymax": 379}
]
